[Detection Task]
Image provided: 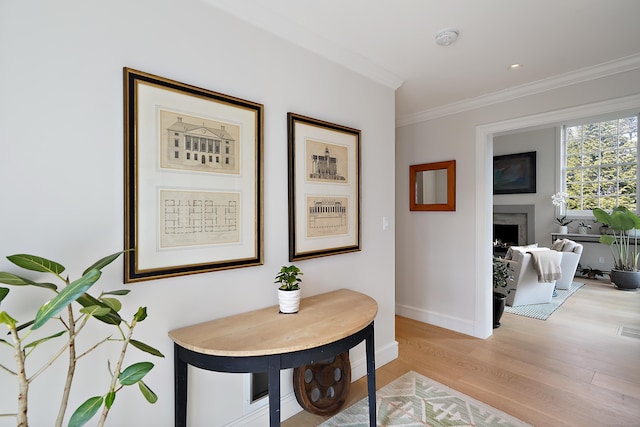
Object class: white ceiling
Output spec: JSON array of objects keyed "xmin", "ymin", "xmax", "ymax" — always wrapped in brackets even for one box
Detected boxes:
[{"xmin": 203, "ymin": 0, "xmax": 640, "ymax": 125}]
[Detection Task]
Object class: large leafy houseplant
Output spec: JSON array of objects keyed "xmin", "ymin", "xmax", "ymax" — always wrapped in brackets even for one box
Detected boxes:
[
  {"xmin": 592, "ymin": 207, "xmax": 640, "ymax": 271},
  {"xmin": 0, "ymin": 251, "xmax": 163, "ymax": 427}
]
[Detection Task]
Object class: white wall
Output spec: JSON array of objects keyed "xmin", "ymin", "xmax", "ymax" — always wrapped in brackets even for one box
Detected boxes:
[
  {"xmin": 396, "ymin": 69, "xmax": 640, "ymax": 339},
  {"xmin": 0, "ymin": 1, "xmax": 397, "ymax": 426}
]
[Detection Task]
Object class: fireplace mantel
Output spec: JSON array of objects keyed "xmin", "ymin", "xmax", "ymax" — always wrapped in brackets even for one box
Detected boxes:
[{"xmin": 493, "ymin": 204, "xmax": 535, "ymax": 245}]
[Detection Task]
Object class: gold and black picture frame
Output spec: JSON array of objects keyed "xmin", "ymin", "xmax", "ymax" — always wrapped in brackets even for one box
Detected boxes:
[
  {"xmin": 287, "ymin": 113, "xmax": 361, "ymax": 261},
  {"xmin": 124, "ymin": 68, "xmax": 263, "ymax": 282}
]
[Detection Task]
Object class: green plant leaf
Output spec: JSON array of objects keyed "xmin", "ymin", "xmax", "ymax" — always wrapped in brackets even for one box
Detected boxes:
[
  {"xmin": 599, "ymin": 235, "xmax": 616, "ymax": 245},
  {"xmin": 68, "ymin": 396, "xmax": 103, "ymax": 427},
  {"xmin": 130, "ymin": 339, "xmax": 165, "ymax": 358},
  {"xmin": 102, "ymin": 289, "xmax": 130, "ymax": 296},
  {"xmin": 15, "ymin": 319, "xmax": 34, "ymax": 332},
  {"xmin": 138, "ymin": 380, "xmax": 158, "ymax": 404},
  {"xmin": 592, "ymin": 208, "xmax": 611, "ymax": 225},
  {"xmin": 76, "ymin": 294, "xmax": 122, "ymax": 325},
  {"xmin": 133, "ymin": 306, "xmax": 147, "ymax": 322},
  {"xmin": 0, "ymin": 311, "xmax": 17, "ymax": 328},
  {"xmin": 0, "ymin": 272, "xmax": 57, "ymax": 290},
  {"xmin": 119, "ymin": 362, "xmax": 154, "ymax": 386},
  {"xmin": 0, "ymin": 287, "xmax": 8, "ymax": 304},
  {"xmin": 105, "ymin": 391, "xmax": 116, "ymax": 409},
  {"xmin": 32, "ymin": 269, "xmax": 102, "ymax": 330},
  {"xmin": 100, "ymin": 298, "xmax": 122, "ymax": 313},
  {"xmin": 7, "ymin": 254, "xmax": 65, "ymax": 275},
  {"xmin": 82, "ymin": 251, "xmax": 125, "ymax": 276},
  {"xmin": 24, "ymin": 330, "xmax": 66, "ymax": 349},
  {"xmin": 79, "ymin": 305, "xmax": 112, "ymax": 317}
]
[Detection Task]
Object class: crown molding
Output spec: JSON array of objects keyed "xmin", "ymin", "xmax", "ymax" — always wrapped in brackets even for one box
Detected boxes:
[
  {"xmin": 201, "ymin": 0, "xmax": 404, "ymax": 90},
  {"xmin": 396, "ymin": 53, "xmax": 640, "ymax": 128}
]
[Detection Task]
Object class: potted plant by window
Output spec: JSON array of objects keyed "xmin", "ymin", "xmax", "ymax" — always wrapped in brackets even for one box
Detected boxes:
[
  {"xmin": 274, "ymin": 265, "xmax": 303, "ymax": 313},
  {"xmin": 576, "ymin": 221, "xmax": 591, "ymax": 234},
  {"xmin": 492, "ymin": 257, "xmax": 513, "ymax": 328},
  {"xmin": 555, "ymin": 216, "xmax": 573, "ymax": 234},
  {"xmin": 592, "ymin": 207, "xmax": 640, "ymax": 290},
  {"xmin": 552, "ymin": 192, "xmax": 572, "ymax": 233}
]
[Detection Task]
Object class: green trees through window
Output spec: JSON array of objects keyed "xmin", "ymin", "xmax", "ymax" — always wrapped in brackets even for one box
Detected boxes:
[{"xmin": 563, "ymin": 115, "xmax": 638, "ymax": 213}]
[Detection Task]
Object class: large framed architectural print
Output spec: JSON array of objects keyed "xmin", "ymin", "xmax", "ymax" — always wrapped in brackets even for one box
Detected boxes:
[
  {"xmin": 124, "ymin": 68, "xmax": 263, "ymax": 282},
  {"xmin": 287, "ymin": 113, "xmax": 361, "ymax": 261}
]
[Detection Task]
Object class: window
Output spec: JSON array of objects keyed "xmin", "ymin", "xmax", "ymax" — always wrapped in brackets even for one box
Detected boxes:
[
  {"xmin": 174, "ymin": 151, "xmax": 179, "ymax": 159},
  {"xmin": 562, "ymin": 114, "xmax": 638, "ymax": 215},
  {"xmin": 174, "ymin": 139, "xmax": 179, "ymax": 147}
]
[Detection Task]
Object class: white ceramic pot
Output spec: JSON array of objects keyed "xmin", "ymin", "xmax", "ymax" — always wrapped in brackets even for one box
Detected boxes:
[
  {"xmin": 577, "ymin": 226, "xmax": 588, "ymax": 234},
  {"xmin": 558, "ymin": 225, "xmax": 568, "ymax": 234},
  {"xmin": 278, "ymin": 289, "xmax": 301, "ymax": 314}
]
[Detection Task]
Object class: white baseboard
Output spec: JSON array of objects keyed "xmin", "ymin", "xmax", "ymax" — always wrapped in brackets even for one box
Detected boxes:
[
  {"xmin": 225, "ymin": 340, "xmax": 399, "ymax": 426},
  {"xmin": 396, "ymin": 303, "xmax": 479, "ymax": 337}
]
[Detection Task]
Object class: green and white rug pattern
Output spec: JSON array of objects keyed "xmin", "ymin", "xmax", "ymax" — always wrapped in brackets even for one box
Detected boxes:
[
  {"xmin": 504, "ymin": 281, "xmax": 584, "ymax": 320},
  {"xmin": 321, "ymin": 371, "xmax": 531, "ymax": 427}
]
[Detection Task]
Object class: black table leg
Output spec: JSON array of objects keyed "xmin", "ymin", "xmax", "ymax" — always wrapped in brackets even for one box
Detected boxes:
[
  {"xmin": 267, "ymin": 355, "xmax": 281, "ymax": 427},
  {"xmin": 365, "ymin": 323, "xmax": 376, "ymax": 427},
  {"xmin": 174, "ymin": 343, "xmax": 188, "ymax": 427}
]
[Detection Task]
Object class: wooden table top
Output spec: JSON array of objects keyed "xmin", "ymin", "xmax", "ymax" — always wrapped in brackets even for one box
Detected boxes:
[{"xmin": 168, "ymin": 289, "xmax": 378, "ymax": 357}]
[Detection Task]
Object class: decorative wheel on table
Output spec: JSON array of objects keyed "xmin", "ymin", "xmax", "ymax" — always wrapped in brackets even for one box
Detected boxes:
[{"xmin": 293, "ymin": 352, "xmax": 351, "ymax": 415}]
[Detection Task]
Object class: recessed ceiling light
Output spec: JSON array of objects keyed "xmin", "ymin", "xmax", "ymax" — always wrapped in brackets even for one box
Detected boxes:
[
  {"xmin": 508, "ymin": 63, "xmax": 523, "ymax": 70},
  {"xmin": 435, "ymin": 28, "xmax": 459, "ymax": 46}
]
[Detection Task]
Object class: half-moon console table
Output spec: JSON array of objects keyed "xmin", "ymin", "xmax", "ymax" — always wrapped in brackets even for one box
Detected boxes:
[{"xmin": 168, "ymin": 288, "xmax": 379, "ymax": 426}]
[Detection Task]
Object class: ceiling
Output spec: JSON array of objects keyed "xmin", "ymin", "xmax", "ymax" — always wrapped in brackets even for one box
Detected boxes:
[{"xmin": 203, "ymin": 0, "xmax": 640, "ymax": 125}]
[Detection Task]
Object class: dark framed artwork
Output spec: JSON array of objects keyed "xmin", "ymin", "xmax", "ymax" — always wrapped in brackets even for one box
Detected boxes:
[
  {"xmin": 287, "ymin": 113, "xmax": 361, "ymax": 261},
  {"xmin": 124, "ymin": 68, "xmax": 263, "ymax": 283},
  {"xmin": 493, "ymin": 151, "xmax": 537, "ymax": 194}
]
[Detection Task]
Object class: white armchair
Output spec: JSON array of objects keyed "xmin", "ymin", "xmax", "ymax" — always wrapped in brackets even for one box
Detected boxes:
[
  {"xmin": 502, "ymin": 248, "xmax": 557, "ymax": 307},
  {"xmin": 552, "ymin": 239, "xmax": 584, "ymax": 290}
]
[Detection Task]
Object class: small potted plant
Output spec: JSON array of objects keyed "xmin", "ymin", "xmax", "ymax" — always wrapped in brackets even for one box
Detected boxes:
[
  {"xmin": 274, "ymin": 265, "xmax": 303, "ymax": 313},
  {"xmin": 580, "ymin": 265, "xmax": 604, "ymax": 280},
  {"xmin": 576, "ymin": 221, "xmax": 592, "ymax": 234},
  {"xmin": 555, "ymin": 216, "xmax": 573, "ymax": 234},
  {"xmin": 492, "ymin": 257, "xmax": 513, "ymax": 329}
]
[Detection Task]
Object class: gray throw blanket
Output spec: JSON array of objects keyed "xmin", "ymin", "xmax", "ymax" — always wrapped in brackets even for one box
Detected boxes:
[{"xmin": 528, "ymin": 250, "xmax": 562, "ymax": 282}]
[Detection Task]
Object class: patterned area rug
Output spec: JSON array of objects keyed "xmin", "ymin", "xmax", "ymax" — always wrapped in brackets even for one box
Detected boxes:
[
  {"xmin": 320, "ymin": 371, "xmax": 531, "ymax": 427},
  {"xmin": 504, "ymin": 281, "xmax": 584, "ymax": 320}
]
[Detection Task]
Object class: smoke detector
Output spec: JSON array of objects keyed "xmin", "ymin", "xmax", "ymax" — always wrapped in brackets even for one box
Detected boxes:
[{"xmin": 435, "ymin": 28, "xmax": 459, "ymax": 46}]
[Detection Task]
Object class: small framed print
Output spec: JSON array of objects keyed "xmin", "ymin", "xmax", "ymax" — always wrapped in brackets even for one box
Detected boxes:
[
  {"xmin": 124, "ymin": 68, "xmax": 263, "ymax": 282},
  {"xmin": 287, "ymin": 113, "xmax": 361, "ymax": 261}
]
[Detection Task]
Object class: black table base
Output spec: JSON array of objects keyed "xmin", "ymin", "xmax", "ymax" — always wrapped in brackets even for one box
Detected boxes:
[{"xmin": 174, "ymin": 321, "xmax": 376, "ymax": 426}]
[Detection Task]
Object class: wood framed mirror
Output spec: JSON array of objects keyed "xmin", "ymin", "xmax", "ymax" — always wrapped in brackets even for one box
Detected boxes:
[{"xmin": 410, "ymin": 160, "xmax": 456, "ymax": 211}]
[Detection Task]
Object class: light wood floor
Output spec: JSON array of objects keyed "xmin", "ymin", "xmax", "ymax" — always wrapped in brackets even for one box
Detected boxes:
[{"xmin": 284, "ymin": 278, "xmax": 640, "ymax": 426}]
